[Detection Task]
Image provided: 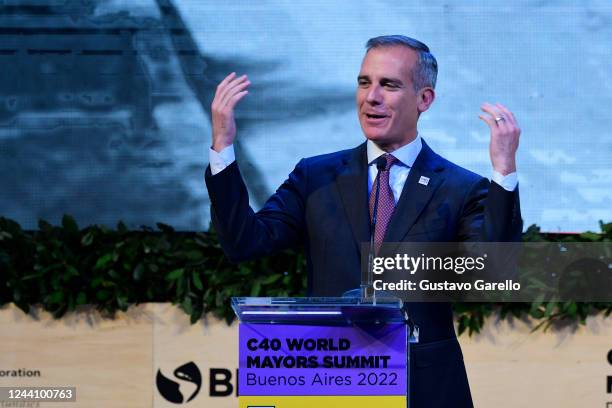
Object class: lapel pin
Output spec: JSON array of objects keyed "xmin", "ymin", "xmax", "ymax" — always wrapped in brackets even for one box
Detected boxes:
[{"xmin": 418, "ymin": 176, "xmax": 430, "ymax": 186}]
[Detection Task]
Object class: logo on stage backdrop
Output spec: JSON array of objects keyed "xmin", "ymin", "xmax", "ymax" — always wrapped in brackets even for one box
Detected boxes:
[
  {"xmin": 607, "ymin": 349, "xmax": 612, "ymax": 394},
  {"xmin": 156, "ymin": 363, "xmax": 237, "ymax": 402},
  {"xmin": 156, "ymin": 361, "xmax": 202, "ymax": 404}
]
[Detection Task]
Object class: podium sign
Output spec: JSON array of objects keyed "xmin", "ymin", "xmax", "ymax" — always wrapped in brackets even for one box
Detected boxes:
[{"xmin": 233, "ymin": 297, "xmax": 408, "ymax": 408}]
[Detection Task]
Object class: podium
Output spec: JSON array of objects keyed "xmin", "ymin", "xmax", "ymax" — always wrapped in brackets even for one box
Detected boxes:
[{"xmin": 232, "ymin": 297, "xmax": 416, "ymax": 408}]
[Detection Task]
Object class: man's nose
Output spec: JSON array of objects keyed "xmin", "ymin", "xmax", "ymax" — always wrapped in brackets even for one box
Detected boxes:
[{"xmin": 366, "ymin": 85, "xmax": 383, "ymax": 104}]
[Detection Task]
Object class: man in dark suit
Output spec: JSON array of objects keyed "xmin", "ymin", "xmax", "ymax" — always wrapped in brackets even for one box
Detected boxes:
[{"xmin": 205, "ymin": 35, "xmax": 522, "ymax": 408}]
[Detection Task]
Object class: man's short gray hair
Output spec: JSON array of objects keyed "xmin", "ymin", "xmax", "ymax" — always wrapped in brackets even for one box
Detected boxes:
[{"xmin": 366, "ymin": 35, "xmax": 438, "ymax": 92}]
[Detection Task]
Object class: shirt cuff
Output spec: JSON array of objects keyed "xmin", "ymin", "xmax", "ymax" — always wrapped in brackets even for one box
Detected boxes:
[
  {"xmin": 209, "ymin": 145, "xmax": 236, "ymax": 175},
  {"xmin": 491, "ymin": 170, "xmax": 518, "ymax": 192}
]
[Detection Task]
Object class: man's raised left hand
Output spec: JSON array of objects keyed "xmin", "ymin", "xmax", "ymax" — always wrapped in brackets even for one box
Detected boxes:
[{"xmin": 479, "ymin": 102, "xmax": 521, "ymax": 176}]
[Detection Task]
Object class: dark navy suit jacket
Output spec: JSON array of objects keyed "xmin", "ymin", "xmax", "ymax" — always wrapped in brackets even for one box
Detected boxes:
[{"xmin": 205, "ymin": 139, "xmax": 522, "ymax": 407}]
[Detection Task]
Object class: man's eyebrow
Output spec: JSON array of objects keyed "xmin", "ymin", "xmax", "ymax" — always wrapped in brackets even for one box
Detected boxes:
[
  {"xmin": 381, "ymin": 77, "xmax": 403, "ymax": 86},
  {"xmin": 357, "ymin": 75, "xmax": 404, "ymax": 86}
]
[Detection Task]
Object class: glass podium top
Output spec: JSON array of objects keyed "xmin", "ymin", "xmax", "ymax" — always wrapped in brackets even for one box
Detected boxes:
[{"xmin": 231, "ymin": 297, "xmax": 407, "ymax": 325}]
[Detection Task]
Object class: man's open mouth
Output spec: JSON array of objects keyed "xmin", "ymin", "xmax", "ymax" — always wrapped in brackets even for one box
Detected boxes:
[{"xmin": 365, "ymin": 113, "xmax": 387, "ymax": 119}]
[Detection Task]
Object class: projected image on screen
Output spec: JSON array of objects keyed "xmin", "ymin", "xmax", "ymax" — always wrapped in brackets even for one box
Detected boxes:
[{"xmin": 0, "ymin": 1, "xmax": 610, "ymax": 232}]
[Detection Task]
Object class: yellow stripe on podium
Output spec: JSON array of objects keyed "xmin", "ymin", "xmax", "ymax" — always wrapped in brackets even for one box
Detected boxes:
[{"xmin": 239, "ymin": 395, "xmax": 406, "ymax": 408}]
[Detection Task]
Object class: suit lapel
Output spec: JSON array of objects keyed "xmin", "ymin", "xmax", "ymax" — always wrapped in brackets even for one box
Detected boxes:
[
  {"xmin": 335, "ymin": 142, "xmax": 371, "ymax": 248},
  {"xmin": 335, "ymin": 140, "xmax": 446, "ymax": 252},
  {"xmin": 384, "ymin": 139, "xmax": 446, "ymax": 243}
]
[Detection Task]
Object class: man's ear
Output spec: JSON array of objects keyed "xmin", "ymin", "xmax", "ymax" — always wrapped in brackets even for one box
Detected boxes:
[{"xmin": 417, "ymin": 87, "xmax": 436, "ymax": 113}]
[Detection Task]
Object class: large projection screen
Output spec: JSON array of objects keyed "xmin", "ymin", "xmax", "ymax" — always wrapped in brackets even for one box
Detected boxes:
[{"xmin": 0, "ymin": 1, "xmax": 610, "ymax": 232}]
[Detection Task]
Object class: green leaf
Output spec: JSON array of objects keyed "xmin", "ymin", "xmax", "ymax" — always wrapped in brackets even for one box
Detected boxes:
[
  {"xmin": 38, "ymin": 219, "xmax": 53, "ymax": 232},
  {"xmin": 81, "ymin": 231, "xmax": 94, "ymax": 246},
  {"xmin": 76, "ymin": 292, "xmax": 87, "ymax": 305},
  {"xmin": 14, "ymin": 302, "xmax": 30, "ymax": 314},
  {"xmin": 182, "ymin": 297, "xmax": 193, "ymax": 315},
  {"xmin": 95, "ymin": 254, "xmax": 113, "ymax": 269},
  {"xmin": 166, "ymin": 268, "xmax": 184, "ymax": 281},
  {"xmin": 564, "ymin": 302, "xmax": 578, "ymax": 318},
  {"xmin": 91, "ymin": 277, "xmax": 103, "ymax": 288},
  {"xmin": 48, "ymin": 291, "xmax": 64, "ymax": 304},
  {"xmin": 190, "ymin": 308, "xmax": 203, "ymax": 324},
  {"xmin": 96, "ymin": 290, "xmax": 111, "ymax": 301},
  {"xmin": 186, "ymin": 250, "xmax": 204, "ymax": 261},
  {"xmin": 0, "ymin": 231, "xmax": 13, "ymax": 240},
  {"xmin": 261, "ymin": 274, "xmax": 282, "ymax": 285},
  {"xmin": 194, "ymin": 238, "xmax": 209, "ymax": 248},
  {"xmin": 62, "ymin": 214, "xmax": 79, "ymax": 233},
  {"xmin": 117, "ymin": 221, "xmax": 128, "ymax": 233},
  {"xmin": 20, "ymin": 272, "xmax": 44, "ymax": 281},
  {"xmin": 133, "ymin": 263, "xmax": 144, "ymax": 281},
  {"xmin": 544, "ymin": 301, "xmax": 557, "ymax": 318},
  {"xmin": 156, "ymin": 223, "xmax": 175, "ymax": 233},
  {"xmin": 250, "ymin": 280, "xmax": 262, "ymax": 297},
  {"xmin": 530, "ymin": 308, "xmax": 544, "ymax": 319},
  {"xmin": 117, "ymin": 295, "xmax": 129, "ymax": 310},
  {"xmin": 101, "ymin": 279, "xmax": 116, "ymax": 288},
  {"xmin": 192, "ymin": 273, "xmax": 204, "ymax": 291},
  {"xmin": 65, "ymin": 265, "xmax": 79, "ymax": 278}
]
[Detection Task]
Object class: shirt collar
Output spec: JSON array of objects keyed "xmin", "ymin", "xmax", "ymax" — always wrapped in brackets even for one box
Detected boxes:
[{"xmin": 367, "ymin": 133, "xmax": 422, "ymax": 168}]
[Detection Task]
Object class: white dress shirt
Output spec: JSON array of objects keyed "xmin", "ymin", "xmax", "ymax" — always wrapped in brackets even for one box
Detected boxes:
[
  {"xmin": 209, "ymin": 136, "xmax": 518, "ymax": 196},
  {"xmin": 366, "ymin": 135, "xmax": 518, "ymax": 203}
]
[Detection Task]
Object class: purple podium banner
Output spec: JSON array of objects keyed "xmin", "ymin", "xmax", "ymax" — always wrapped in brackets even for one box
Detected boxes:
[{"xmin": 239, "ymin": 323, "xmax": 407, "ymax": 396}]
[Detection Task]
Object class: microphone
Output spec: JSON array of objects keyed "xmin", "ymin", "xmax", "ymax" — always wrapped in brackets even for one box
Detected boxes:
[{"xmin": 362, "ymin": 156, "xmax": 387, "ymax": 301}]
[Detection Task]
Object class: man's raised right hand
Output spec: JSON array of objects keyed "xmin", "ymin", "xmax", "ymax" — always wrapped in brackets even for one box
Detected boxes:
[{"xmin": 211, "ymin": 72, "xmax": 250, "ymax": 152}]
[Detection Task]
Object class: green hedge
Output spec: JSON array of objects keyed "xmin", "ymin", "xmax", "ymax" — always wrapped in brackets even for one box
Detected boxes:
[{"xmin": 0, "ymin": 216, "xmax": 610, "ymax": 335}]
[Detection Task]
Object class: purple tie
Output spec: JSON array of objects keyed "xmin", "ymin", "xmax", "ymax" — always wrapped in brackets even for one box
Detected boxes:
[{"xmin": 369, "ymin": 154, "xmax": 399, "ymax": 252}]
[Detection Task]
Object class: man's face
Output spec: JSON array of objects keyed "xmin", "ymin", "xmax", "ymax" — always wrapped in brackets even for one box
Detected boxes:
[{"xmin": 356, "ymin": 46, "xmax": 424, "ymax": 151}]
